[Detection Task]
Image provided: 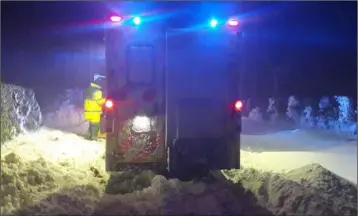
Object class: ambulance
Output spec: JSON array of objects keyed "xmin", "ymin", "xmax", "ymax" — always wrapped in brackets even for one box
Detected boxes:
[{"xmin": 100, "ymin": 10, "xmax": 243, "ymax": 179}]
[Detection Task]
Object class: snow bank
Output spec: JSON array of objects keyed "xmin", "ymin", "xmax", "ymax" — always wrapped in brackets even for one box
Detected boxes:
[
  {"xmin": 285, "ymin": 163, "xmax": 357, "ymax": 203},
  {"xmin": 223, "ymin": 164, "xmax": 357, "ymax": 216},
  {"xmin": 1, "ymin": 128, "xmax": 108, "ymax": 215},
  {"xmin": 95, "ymin": 174, "xmax": 273, "ymax": 216},
  {"xmin": 240, "ymin": 131, "xmax": 357, "ymax": 184},
  {"xmin": 1, "ymin": 83, "xmax": 42, "ymax": 143}
]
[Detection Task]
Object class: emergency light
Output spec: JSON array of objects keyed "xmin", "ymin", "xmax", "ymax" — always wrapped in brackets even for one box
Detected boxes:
[
  {"xmin": 227, "ymin": 18, "xmax": 239, "ymax": 27},
  {"xmin": 209, "ymin": 19, "xmax": 218, "ymax": 28},
  {"xmin": 109, "ymin": 13, "xmax": 239, "ymax": 29},
  {"xmin": 133, "ymin": 16, "xmax": 141, "ymax": 25},
  {"xmin": 110, "ymin": 15, "xmax": 122, "ymax": 22}
]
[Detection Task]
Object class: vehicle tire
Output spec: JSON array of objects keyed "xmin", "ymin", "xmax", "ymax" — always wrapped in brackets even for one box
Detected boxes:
[
  {"xmin": 167, "ymin": 145, "xmax": 186, "ymax": 180},
  {"xmin": 168, "ymin": 145, "xmax": 205, "ymax": 181}
]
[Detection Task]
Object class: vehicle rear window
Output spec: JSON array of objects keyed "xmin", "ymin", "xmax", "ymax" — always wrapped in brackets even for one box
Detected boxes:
[{"xmin": 127, "ymin": 45, "xmax": 154, "ymax": 84}]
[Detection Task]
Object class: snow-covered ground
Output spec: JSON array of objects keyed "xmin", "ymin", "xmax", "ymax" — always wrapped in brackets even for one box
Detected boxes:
[
  {"xmin": 241, "ymin": 118, "xmax": 357, "ymax": 184},
  {"xmin": 1, "ymin": 117, "xmax": 357, "ymax": 215},
  {"xmin": 0, "ymin": 128, "xmax": 278, "ymax": 215}
]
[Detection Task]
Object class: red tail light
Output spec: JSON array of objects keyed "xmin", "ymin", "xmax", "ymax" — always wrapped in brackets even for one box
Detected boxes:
[
  {"xmin": 104, "ymin": 99, "xmax": 114, "ymax": 109},
  {"xmin": 234, "ymin": 100, "xmax": 243, "ymax": 111}
]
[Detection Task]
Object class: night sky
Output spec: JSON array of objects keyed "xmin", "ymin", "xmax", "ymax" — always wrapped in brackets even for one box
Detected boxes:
[{"xmin": 1, "ymin": 1, "xmax": 357, "ymax": 104}]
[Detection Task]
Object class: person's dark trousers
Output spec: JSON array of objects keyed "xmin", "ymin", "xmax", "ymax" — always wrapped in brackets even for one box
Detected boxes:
[{"xmin": 87, "ymin": 122, "xmax": 100, "ymax": 140}]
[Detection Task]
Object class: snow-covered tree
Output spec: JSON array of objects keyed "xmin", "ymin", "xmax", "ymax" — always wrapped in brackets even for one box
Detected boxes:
[
  {"xmin": 316, "ymin": 96, "xmax": 335, "ymax": 129},
  {"xmin": 248, "ymin": 107, "xmax": 262, "ymax": 121},
  {"xmin": 319, "ymin": 96, "xmax": 331, "ymax": 111},
  {"xmin": 267, "ymin": 97, "xmax": 279, "ymax": 122},
  {"xmin": 334, "ymin": 96, "xmax": 352, "ymax": 123},
  {"xmin": 330, "ymin": 96, "xmax": 357, "ymax": 133},
  {"xmin": 286, "ymin": 96, "xmax": 300, "ymax": 123},
  {"xmin": 300, "ymin": 106, "xmax": 314, "ymax": 128}
]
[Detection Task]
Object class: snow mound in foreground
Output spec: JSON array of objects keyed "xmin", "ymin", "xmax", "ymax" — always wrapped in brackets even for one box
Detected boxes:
[
  {"xmin": 1, "ymin": 128, "xmax": 108, "ymax": 215},
  {"xmin": 285, "ymin": 163, "xmax": 357, "ymax": 204},
  {"xmin": 224, "ymin": 163, "xmax": 357, "ymax": 216},
  {"xmin": 94, "ymin": 175, "xmax": 271, "ymax": 216},
  {"xmin": 1, "ymin": 128, "xmax": 357, "ymax": 215}
]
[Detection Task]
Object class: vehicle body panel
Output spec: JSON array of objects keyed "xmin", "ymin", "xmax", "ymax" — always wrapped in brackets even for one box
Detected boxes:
[
  {"xmin": 104, "ymin": 25, "xmax": 166, "ymax": 169},
  {"xmin": 165, "ymin": 29, "xmax": 239, "ymax": 141},
  {"xmin": 165, "ymin": 29, "xmax": 241, "ymax": 171}
]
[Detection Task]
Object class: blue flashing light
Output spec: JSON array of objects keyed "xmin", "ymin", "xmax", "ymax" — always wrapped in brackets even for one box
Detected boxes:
[
  {"xmin": 209, "ymin": 19, "xmax": 218, "ymax": 28},
  {"xmin": 133, "ymin": 16, "xmax": 141, "ymax": 25}
]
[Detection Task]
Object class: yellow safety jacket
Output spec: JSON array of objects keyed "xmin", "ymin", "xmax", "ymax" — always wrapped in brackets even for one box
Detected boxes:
[{"xmin": 84, "ymin": 82, "xmax": 106, "ymax": 123}]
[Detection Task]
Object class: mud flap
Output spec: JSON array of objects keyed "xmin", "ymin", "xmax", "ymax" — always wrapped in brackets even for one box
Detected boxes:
[{"xmin": 169, "ymin": 137, "xmax": 234, "ymax": 180}]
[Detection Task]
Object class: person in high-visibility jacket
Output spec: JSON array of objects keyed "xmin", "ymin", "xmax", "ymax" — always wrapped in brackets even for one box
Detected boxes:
[{"xmin": 84, "ymin": 74, "xmax": 106, "ymax": 140}]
